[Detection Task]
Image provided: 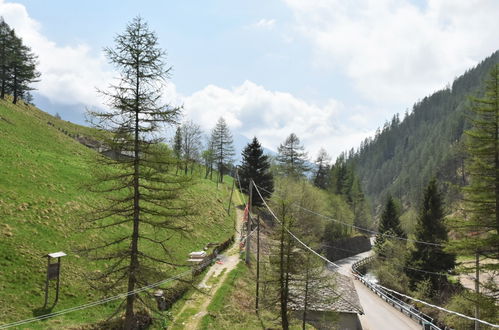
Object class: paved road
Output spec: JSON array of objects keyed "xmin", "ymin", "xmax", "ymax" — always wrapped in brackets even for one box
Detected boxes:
[{"xmin": 335, "ymin": 252, "xmax": 421, "ymax": 330}]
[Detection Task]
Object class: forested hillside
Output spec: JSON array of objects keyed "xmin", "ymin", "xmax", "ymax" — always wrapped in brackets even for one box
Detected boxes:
[{"xmin": 342, "ymin": 50, "xmax": 499, "ymax": 211}]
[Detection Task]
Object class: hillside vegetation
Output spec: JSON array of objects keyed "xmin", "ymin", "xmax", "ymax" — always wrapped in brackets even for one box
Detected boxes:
[
  {"xmin": 344, "ymin": 51, "xmax": 499, "ymax": 211},
  {"xmin": 0, "ymin": 99, "xmax": 236, "ymax": 328}
]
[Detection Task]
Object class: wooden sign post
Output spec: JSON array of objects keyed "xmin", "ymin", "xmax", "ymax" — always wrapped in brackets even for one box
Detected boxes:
[{"xmin": 43, "ymin": 251, "xmax": 66, "ymax": 308}]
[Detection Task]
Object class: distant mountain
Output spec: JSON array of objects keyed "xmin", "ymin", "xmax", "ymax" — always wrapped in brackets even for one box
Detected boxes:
[{"xmin": 343, "ymin": 50, "xmax": 499, "ymax": 211}]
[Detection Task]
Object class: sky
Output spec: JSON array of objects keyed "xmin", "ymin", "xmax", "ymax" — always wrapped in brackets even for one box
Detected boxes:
[{"xmin": 1, "ymin": 0, "xmax": 498, "ymax": 160}]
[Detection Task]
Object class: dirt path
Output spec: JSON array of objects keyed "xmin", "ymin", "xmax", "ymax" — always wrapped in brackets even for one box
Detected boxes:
[{"xmin": 172, "ymin": 193, "xmax": 245, "ymax": 330}]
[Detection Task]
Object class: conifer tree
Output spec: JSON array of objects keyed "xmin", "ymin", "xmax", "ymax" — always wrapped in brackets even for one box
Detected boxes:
[
  {"xmin": 406, "ymin": 179, "xmax": 455, "ymax": 292},
  {"xmin": 448, "ymin": 64, "xmax": 499, "ymax": 306},
  {"xmin": 210, "ymin": 117, "xmax": 235, "ymax": 183},
  {"xmin": 0, "ymin": 18, "xmax": 13, "ymax": 99},
  {"xmin": 84, "ymin": 17, "xmax": 187, "ymax": 329},
  {"xmin": 312, "ymin": 148, "xmax": 331, "ymax": 190},
  {"xmin": 0, "ymin": 17, "xmax": 39, "ymax": 103},
  {"xmin": 10, "ymin": 37, "xmax": 40, "ymax": 104},
  {"xmin": 239, "ymin": 137, "xmax": 273, "ymax": 206},
  {"xmin": 276, "ymin": 133, "xmax": 309, "ymax": 177},
  {"xmin": 173, "ymin": 125, "xmax": 182, "ymax": 174},
  {"xmin": 375, "ymin": 196, "xmax": 405, "ymax": 249}
]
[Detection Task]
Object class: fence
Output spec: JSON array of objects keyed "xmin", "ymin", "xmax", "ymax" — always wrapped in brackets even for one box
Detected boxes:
[
  {"xmin": 352, "ymin": 257, "xmax": 442, "ymax": 330},
  {"xmin": 192, "ymin": 236, "xmax": 234, "ymax": 276}
]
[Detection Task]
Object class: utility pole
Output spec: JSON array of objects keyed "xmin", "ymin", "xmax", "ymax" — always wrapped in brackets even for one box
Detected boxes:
[
  {"xmin": 246, "ymin": 179, "xmax": 253, "ymax": 265},
  {"xmin": 227, "ymin": 172, "xmax": 235, "ymax": 215},
  {"xmin": 474, "ymin": 251, "xmax": 480, "ymax": 330},
  {"xmin": 256, "ymin": 214, "xmax": 260, "ymax": 313}
]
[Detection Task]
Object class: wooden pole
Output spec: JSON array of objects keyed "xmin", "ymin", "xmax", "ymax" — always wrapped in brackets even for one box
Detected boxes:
[
  {"xmin": 246, "ymin": 180, "xmax": 253, "ymax": 265},
  {"xmin": 54, "ymin": 257, "xmax": 61, "ymax": 305},
  {"xmin": 256, "ymin": 214, "xmax": 260, "ymax": 313},
  {"xmin": 474, "ymin": 251, "xmax": 480, "ymax": 330},
  {"xmin": 43, "ymin": 257, "xmax": 50, "ymax": 308},
  {"xmin": 227, "ymin": 173, "xmax": 235, "ymax": 215}
]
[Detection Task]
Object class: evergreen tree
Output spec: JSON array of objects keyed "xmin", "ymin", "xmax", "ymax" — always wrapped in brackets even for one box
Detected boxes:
[
  {"xmin": 0, "ymin": 18, "xmax": 13, "ymax": 99},
  {"xmin": 375, "ymin": 196, "xmax": 405, "ymax": 250},
  {"xmin": 0, "ymin": 17, "xmax": 39, "ymax": 103},
  {"xmin": 276, "ymin": 133, "xmax": 309, "ymax": 177},
  {"xmin": 211, "ymin": 117, "xmax": 235, "ymax": 183},
  {"xmin": 84, "ymin": 17, "xmax": 186, "ymax": 329},
  {"xmin": 448, "ymin": 64, "xmax": 499, "ymax": 301},
  {"xmin": 173, "ymin": 126, "xmax": 182, "ymax": 159},
  {"xmin": 173, "ymin": 125, "xmax": 182, "ymax": 174},
  {"xmin": 239, "ymin": 137, "xmax": 273, "ymax": 206},
  {"xmin": 406, "ymin": 179, "xmax": 455, "ymax": 293},
  {"xmin": 312, "ymin": 148, "xmax": 330, "ymax": 190}
]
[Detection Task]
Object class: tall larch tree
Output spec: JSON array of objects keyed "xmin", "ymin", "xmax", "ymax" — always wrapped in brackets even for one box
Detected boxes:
[
  {"xmin": 239, "ymin": 137, "xmax": 274, "ymax": 206},
  {"xmin": 276, "ymin": 133, "xmax": 309, "ymax": 177},
  {"xmin": 84, "ymin": 17, "xmax": 187, "ymax": 329},
  {"xmin": 211, "ymin": 117, "xmax": 235, "ymax": 183},
  {"xmin": 448, "ymin": 64, "xmax": 499, "ymax": 321}
]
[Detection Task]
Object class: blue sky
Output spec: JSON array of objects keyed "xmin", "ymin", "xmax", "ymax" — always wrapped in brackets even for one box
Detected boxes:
[{"xmin": 1, "ymin": 0, "xmax": 499, "ymax": 160}]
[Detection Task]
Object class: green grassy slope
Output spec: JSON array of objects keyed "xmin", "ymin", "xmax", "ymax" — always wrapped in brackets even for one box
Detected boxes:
[{"xmin": 0, "ymin": 99, "xmax": 236, "ymax": 328}]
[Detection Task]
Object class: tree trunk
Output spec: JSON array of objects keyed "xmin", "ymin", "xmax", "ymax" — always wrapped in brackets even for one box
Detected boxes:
[
  {"xmin": 124, "ymin": 66, "xmax": 141, "ymax": 330},
  {"xmin": 279, "ymin": 213, "xmax": 288, "ymax": 330},
  {"xmin": 474, "ymin": 251, "xmax": 480, "ymax": 330},
  {"xmin": 302, "ymin": 256, "xmax": 310, "ymax": 330},
  {"xmin": 12, "ymin": 66, "xmax": 17, "ymax": 104}
]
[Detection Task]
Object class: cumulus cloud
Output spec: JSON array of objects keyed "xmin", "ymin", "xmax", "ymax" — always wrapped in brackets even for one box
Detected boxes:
[
  {"xmin": 284, "ymin": 0, "xmax": 499, "ymax": 106},
  {"xmin": 0, "ymin": 0, "xmax": 112, "ymax": 108},
  {"xmin": 183, "ymin": 80, "xmax": 371, "ymax": 158}
]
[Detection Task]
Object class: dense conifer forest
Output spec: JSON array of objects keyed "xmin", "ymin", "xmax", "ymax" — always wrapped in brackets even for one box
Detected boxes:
[{"xmin": 342, "ymin": 51, "xmax": 499, "ymax": 211}]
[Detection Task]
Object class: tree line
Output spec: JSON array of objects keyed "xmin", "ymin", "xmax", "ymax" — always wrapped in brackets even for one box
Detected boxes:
[{"xmin": 0, "ymin": 17, "xmax": 40, "ymax": 105}]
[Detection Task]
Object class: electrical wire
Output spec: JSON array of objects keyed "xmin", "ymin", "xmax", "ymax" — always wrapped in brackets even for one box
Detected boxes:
[
  {"xmin": 251, "ymin": 181, "xmax": 366, "ymax": 315},
  {"xmin": 0, "ymin": 269, "xmax": 192, "ymax": 329},
  {"xmin": 255, "ymin": 184, "xmax": 443, "ymax": 247},
  {"xmin": 252, "ymin": 182, "xmax": 499, "ymax": 328}
]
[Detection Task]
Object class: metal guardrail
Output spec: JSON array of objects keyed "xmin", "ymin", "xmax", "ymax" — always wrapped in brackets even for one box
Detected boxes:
[{"xmin": 352, "ymin": 257, "xmax": 442, "ymax": 330}]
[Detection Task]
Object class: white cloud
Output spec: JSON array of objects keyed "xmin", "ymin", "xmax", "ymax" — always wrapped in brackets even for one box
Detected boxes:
[
  {"xmin": 183, "ymin": 80, "xmax": 371, "ymax": 158},
  {"xmin": 0, "ymin": 0, "xmax": 112, "ymax": 108},
  {"xmin": 283, "ymin": 0, "xmax": 499, "ymax": 106},
  {"xmin": 249, "ymin": 18, "xmax": 276, "ymax": 29}
]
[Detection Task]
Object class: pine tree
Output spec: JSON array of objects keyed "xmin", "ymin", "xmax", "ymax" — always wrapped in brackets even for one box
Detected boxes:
[
  {"xmin": 211, "ymin": 117, "xmax": 235, "ymax": 183},
  {"xmin": 375, "ymin": 196, "xmax": 405, "ymax": 250},
  {"xmin": 276, "ymin": 133, "xmax": 309, "ymax": 177},
  {"xmin": 312, "ymin": 148, "xmax": 330, "ymax": 190},
  {"xmin": 239, "ymin": 137, "xmax": 273, "ymax": 206},
  {"xmin": 406, "ymin": 179, "xmax": 455, "ymax": 293},
  {"xmin": 84, "ymin": 17, "xmax": 186, "ymax": 329}
]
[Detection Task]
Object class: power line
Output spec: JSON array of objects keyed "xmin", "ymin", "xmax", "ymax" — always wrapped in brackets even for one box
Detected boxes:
[
  {"xmin": 252, "ymin": 183, "xmax": 499, "ymax": 328},
  {"xmin": 0, "ymin": 269, "xmax": 192, "ymax": 329},
  {"xmin": 255, "ymin": 184, "xmax": 443, "ymax": 247},
  {"xmin": 251, "ymin": 182, "xmax": 365, "ymax": 315}
]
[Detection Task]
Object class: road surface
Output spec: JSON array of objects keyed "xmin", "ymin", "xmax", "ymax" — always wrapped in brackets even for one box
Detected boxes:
[{"xmin": 334, "ymin": 251, "xmax": 421, "ymax": 330}]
